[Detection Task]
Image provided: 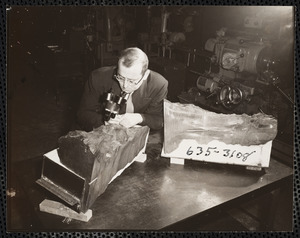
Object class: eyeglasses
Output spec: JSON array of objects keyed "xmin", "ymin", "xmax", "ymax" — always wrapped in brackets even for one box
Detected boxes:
[{"xmin": 114, "ymin": 73, "xmax": 144, "ymax": 86}]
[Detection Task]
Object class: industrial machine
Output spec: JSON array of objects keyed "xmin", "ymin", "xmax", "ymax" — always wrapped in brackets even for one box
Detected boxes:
[
  {"xmin": 185, "ymin": 26, "xmax": 293, "ymax": 118},
  {"xmin": 201, "ymin": 35, "xmax": 273, "ymax": 109}
]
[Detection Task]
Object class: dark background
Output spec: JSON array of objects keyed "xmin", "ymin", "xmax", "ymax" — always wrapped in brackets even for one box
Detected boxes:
[
  {"xmin": 7, "ymin": 5, "xmax": 294, "ymax": 158},
  {"xmin": 3, "ymin": 4, "xmax": 298, "ymax": 235}
]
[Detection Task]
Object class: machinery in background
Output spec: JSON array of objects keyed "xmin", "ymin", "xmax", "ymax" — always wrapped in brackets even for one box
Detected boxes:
[
  {"xmin": 196, "ymin": 32, "xmax": 280, "ymax": 111},
  {"xmin": 144, "ymin": 7, "xmax": 199, "ymax": 102},
  {"xmin": 179, "ymin": 12, "xmax": 294, "ymax": 143},
  {"xmin": 95, "ymin": 7, "xmax": 137, "ymax": 66},
  {"xmin": 183, "ymin": 23, "xmax": 293, "ymax": 118}
]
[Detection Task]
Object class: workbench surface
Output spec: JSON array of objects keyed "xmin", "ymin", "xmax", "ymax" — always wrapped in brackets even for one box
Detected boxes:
[{"xmin": 13, "ymin": 140, "xmax": 293, "ymax": 231}]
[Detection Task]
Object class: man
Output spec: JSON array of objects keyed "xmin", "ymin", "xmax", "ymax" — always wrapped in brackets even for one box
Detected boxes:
[{"xmin": 76, "ymin": 47, "xmax": 168, "ymax": 131}]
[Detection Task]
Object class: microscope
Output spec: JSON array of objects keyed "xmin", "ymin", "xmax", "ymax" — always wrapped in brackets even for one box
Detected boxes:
[{"xmin": 104, "ymin": 90, "xmax": 130, "ymax": 121}]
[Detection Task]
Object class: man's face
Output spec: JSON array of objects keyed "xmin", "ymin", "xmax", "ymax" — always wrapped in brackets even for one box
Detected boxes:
[{"xmin": 116, "ymin": 63, "xmax": 144, "ymax": 93}]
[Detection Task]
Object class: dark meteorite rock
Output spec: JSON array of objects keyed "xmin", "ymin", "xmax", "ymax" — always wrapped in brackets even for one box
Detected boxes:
[{"xmin": 57, "ymin": 124, "xmax": 149, "ymax": 213}]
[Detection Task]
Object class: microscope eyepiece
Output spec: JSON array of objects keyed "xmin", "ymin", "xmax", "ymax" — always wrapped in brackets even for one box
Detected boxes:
[{"xmin": 104, "ymin": 91, "xmax": 129, "ymax": 121}]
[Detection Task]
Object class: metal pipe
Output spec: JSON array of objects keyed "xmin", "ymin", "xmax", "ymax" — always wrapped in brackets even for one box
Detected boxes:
[{"xmin": 105, "ymin": 8, "xmax": 112, "ymax": 43}]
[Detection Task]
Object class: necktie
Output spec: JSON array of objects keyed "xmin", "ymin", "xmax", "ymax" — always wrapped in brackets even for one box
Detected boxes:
[{"xmin": 126, "ymin": 93, "xmax": 134, "ymax": 113}]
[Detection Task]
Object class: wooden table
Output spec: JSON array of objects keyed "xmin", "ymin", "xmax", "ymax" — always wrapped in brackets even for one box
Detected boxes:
[{"xmin": 13, "ymin": 141, "xmax": 293, "ymax": 231}]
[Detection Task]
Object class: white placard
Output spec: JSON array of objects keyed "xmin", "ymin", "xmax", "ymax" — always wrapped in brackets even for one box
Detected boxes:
[{"xmin": 162, "ymin": 139, "xmax": 273, "ymax": 167}]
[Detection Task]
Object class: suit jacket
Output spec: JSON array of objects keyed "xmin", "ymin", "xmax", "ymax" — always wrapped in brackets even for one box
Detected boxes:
[{"xmin": 77, "ymin": 66, "xmax": 168, "ymax": 131}]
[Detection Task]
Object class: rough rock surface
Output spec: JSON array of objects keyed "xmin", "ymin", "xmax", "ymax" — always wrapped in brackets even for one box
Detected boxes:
[
  {"xmin": 57, "ymin": 124, "xmax": 149, "ymax": 212},
  {"xmin": 164, "ymin": 100, "xmax": 277, "ymax": 154}
]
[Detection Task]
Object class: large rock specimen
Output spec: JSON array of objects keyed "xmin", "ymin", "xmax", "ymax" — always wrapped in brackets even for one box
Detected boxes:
[
  {"xmin": 163, "ymin": 100, "xmax": 277, "ymax": 165},
  {"xmin": 57, "ymin": 124, "xmax": 149, "ymax": 213}
]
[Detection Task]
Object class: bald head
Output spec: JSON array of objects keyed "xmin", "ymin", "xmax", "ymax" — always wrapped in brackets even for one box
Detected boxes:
[{"xmin": 118, "ymin": 47, "xmax": 149, "ymax": 75}]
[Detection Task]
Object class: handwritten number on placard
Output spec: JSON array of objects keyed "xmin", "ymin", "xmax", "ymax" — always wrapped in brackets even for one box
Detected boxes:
[
  {"xmin": 185, "ymin": 146, "xmax": 256, "ymax": 162},
  {"xmin": 230, "ymin": 150, "xmax": 236, "ymax": 158},
  {"xmin": 196, "ymin": 146, "xmax": 203, "ymax": 155},
  {"xmin": 223, "ymin": 149, "xmax": 230, "ymax": 157},
  {"xmin": 187, "ymin": 146, "xmax": 193, "ymax": 156},
  {"xmin": 236, "ymin": 152, "xmax": 243, "ymax": 158},
  {"xmin": 242, "ymin": 151, "xmax": 256, "ymax": 161},
  {"xmin": 205, "ymin": 147, "xmax": 217, "ymax": 156}
]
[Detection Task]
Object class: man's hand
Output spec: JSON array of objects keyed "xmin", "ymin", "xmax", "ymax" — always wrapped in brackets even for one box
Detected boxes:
[
  {"xmin": 107, "ymin": 113, "xmax": 143, "ymax": 128},
  {"xmin": 106, "ymin": 114, "xmax": 124, "ymax": 125},
  {"xmin": 119, "ymin": 113, "xmax": 143, "ymax": 128}
]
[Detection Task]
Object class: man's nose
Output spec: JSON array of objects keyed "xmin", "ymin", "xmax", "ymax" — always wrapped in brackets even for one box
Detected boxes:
[{"xmin": 123, "ymin": 79, "xmax": 128, "ymax": 88}]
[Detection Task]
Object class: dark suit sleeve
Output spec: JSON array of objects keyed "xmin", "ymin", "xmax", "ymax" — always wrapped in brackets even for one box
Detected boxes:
[
  {"xmin": 140, "ymin": 79, "xmax": 168, "ymax": 130},
  {"xmin": 76, "ymin": 72, "xmax": 105, "ymax": 131}
]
